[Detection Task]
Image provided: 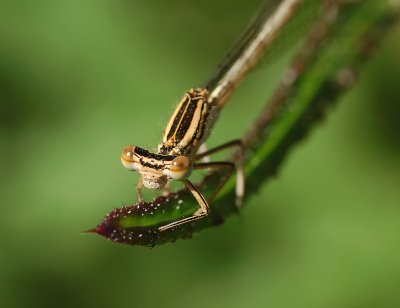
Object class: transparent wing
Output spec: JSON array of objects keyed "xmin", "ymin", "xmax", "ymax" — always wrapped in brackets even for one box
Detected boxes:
[{"xmin": 204, "ymin": 0, "xmax": 322, "ymax": 93}]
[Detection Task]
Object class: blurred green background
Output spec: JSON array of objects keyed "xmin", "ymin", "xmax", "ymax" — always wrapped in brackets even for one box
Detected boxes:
[{"xmin": 1, "ymin": 0, "xmax": 400, "ymax": 307}]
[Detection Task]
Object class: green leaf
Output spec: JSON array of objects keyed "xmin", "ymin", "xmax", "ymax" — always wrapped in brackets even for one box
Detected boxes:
[{"xmin": 89, "ymin": 0, "xmax": 400, "ymax": 247}]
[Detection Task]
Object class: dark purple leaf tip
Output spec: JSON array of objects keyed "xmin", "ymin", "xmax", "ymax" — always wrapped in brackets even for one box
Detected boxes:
[
  {"xmin": 88, "ymin": 192, "xmax": 195, "ymax": 246},
  {"xmin": 90, "ymin": 204, "xmax": 160, "ymax": 246}
]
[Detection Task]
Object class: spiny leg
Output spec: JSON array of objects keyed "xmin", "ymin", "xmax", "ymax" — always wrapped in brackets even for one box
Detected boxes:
[
  {"xmin": 159, "ymin": 162, "xmax": 237, "ymax": 232},
  {"xmin": 162, "ymin": 180, "xmax": 171, "ymax": 196},
  {"xmin": 197, "ymin": 143, "xmax": 210, "ymax": 163},
  {"xmin": 136, "ymin": 178, "xmax": 144, "ymax": 202},
  {"xmin": 195, "ymin": 139, "xmax": 244, "ymax": 207},
  {"xmin": 158, "ymin": 140, "xmax": 244, "ymax": 232},
  {"xmin": 195, "ymin": 140, "xmax": 242, "ymax": 160},
  {"xmin": 192, "ymin": 160, "xmax": 241, "ymax": 215},
  {"xmin": 158, "ymin": 179, "xmax": 209, "ymax": 232}
]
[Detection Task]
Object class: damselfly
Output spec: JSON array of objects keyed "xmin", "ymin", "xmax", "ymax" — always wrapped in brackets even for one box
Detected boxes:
[
  {"xmin": 121, "ymin": 88, "xmax": 244, "ymax": 231},
  {"xmin": 121, "ymin": 0, "xmax": 314, "ymax": 231}
]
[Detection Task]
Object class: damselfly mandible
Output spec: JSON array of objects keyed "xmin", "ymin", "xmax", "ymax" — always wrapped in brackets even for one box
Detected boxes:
[{"xmin": 120, "ymin": 0, "xmax": 308, "ymax": 231}]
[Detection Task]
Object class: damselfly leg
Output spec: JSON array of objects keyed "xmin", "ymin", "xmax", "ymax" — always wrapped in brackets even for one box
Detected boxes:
[
  {"xmin": 158, "ymin": 139, "xmax": 244, "ymax": 232},
  {"xmin": 194, "ymin": 139, "xmax": 244, "ymax": 206}
]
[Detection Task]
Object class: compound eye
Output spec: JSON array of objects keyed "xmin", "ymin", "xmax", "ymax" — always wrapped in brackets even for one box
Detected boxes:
[
  {"xmin": 121, "ymin": 146, "xmax": 135, "ymax": 163},
  {"xmin": 170, "ymin": 156, "xmax": 191, "ymax": 180},
  {"xmin": 121, "ymin": 145, "xmax": 138, "ymax": 171}
]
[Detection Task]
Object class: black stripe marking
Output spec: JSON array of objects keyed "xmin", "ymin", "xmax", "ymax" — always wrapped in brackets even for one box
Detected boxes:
[
  {"xmin": 175, "ymin": 99, "xmax": 200, "ymax": 142},
  {"xmin": 187, "ymin": 99, "xmax": 207, "ymax": 147},
  {"xmin": 166, "ymin": 95, "xmax": 190, "ymax": 141},
  {"xmin": 139, "ymin": 159, "xmax": 164, "ymax": 170},
  {"xmin": 158, "ymin": 145, "xmax": 174, "ymax": 155},
  {"xmin": 134, "ymin": 146, "xmax": 175, "ymax": 161}
]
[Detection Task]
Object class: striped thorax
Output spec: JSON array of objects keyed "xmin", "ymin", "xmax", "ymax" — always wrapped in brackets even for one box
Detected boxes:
[{"xmin": 158, "ymin": 88, "xmax": 217, "ymax": 157}]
